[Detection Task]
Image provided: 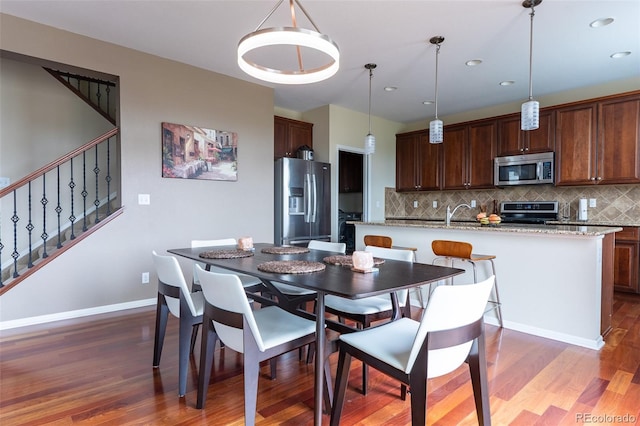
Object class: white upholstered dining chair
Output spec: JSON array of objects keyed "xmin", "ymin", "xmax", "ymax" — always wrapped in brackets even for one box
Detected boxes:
[
  {"xmin": 323, "ymin": 245, "xmax": 414, "ymax": 395},
  {"xmin": 151, "ymin": 250, "xmax": 204, "ymax": 397},
  {"xmin": 330, "ymin": 276, "xmax": 495, "ymax": 426},
  {"xmin": 191, "ymin": 238, "xmax": 263, "ymax": 292},
  {"xmin": 194, "ymin": 265, "xmax": 332, "ymax": 424}
]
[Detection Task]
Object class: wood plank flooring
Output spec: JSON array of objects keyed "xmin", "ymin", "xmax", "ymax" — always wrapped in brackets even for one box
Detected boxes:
[{"xmin": 1, "ymin": 293, "xmax": 639, "ymax": 425}]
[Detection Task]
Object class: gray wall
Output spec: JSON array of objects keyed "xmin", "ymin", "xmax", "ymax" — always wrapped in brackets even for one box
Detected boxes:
[{"xmin": 0, "ymin": 14, "xmax": 274, "ymax": 323}]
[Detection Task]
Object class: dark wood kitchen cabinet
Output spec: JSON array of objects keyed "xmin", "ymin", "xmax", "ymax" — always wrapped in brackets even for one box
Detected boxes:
[
  {"xmin": 274, "ymin": 116, "xmax": 313, "ymax": 159},
  {"xmin": 614, "ymin": 226, "xmax": 640, "ymax": 294},
  {"xmin": 442, "ymin": 119, "xmax": 496, "ymax": 190},
  {"xmin": 339, "ymin": 150, "xmax": 363, "ymax": 193},
  {"xmin": 556, "ymin": 92, "xmax": 640, "ymax": 186},
  {"xmin": 496, "ymin": 109, "xmax": 554, "ymax": 156},
  {"xmin": 396, "ymin": 130, "xmax": 441, "ymax": 191}
]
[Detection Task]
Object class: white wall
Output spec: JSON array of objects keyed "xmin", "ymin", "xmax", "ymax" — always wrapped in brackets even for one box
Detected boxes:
[{"xmin": 0, "ymin": 14, "xmax": 274, "ymax": 323}]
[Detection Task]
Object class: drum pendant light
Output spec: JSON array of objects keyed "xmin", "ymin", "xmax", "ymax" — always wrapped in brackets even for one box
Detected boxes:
[
  {"xmin": 237, "ymin": 0, "xmax": 340, "ymax": 85},
  {"xmin": 521, "ymin": 0, "xmax": 542, "ymax": 131},
  {"xmin": 429, "ymin": 36, "xmax": 445, "ymax": 144},
  {"xmin": 364, "ymin": 63, "xmax": 377, "ymax": 155}
]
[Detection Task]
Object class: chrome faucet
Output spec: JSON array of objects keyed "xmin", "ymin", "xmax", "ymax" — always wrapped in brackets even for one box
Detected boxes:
[{"xmin": 446, "ymin": 203, "xmax": 472, "ymax": 226}]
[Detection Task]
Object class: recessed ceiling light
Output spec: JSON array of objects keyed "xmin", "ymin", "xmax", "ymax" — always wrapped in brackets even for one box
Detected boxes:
[
  {"xmin": 384, "ymin": 86, "xmax": 397, "ymax": 92},
  {"xmin": 422, "ymin": 100, "xmax": 434, "ymax": 105},
  {"xmin": 590, "ymin": 18, "xmax": 614, "ymax": 28},
  {"xmin": 466, "ymin": 59, "xmax": 482, "ymax": 66},
  {"xmin": 610, "ymin": 51, "xmax": 631, "ymax": 59},
  {"xmin": 499, "ymin": 81, "xmax": 515, "ymax": 86}
]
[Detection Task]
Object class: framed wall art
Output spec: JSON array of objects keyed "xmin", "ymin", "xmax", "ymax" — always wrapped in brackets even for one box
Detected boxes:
[{"xmin": 161, "ymin": 122, "xmax": 238, "ymax": 181}]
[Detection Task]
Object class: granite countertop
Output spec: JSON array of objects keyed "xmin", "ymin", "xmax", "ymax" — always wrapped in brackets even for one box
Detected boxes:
[{"xmin": 351, "ymin": 219, "xmax": 622, "ymax": 237}]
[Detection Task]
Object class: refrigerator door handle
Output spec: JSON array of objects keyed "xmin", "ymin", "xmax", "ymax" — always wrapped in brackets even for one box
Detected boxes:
[
  {"xmin": 304, "ymin": 173, "xmax": 311, "ymax": 223},
  {"xmin": 310, "ymin": 174, "xmax": 317, "ymax": 222}
]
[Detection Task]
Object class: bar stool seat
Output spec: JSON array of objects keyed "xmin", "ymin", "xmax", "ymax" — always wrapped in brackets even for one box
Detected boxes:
[{"xmin": 431, "ymin": 240, "xmax": 503, "ymax": 327}]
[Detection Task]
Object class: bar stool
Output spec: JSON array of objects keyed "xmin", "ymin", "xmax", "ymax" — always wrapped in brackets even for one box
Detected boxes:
[{"xmin": 431, "ymin": 240, "xmax": 503, "ymax": 327}]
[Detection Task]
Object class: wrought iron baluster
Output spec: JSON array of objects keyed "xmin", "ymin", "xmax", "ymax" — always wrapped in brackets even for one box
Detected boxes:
[
  {"xmin": 82, "ymin": 151, "xmax": 88, "ymax": 232},
  {"xmin": 26, "ymin": 182, "xmax": 34, "ymax": 268},
  {"xmin": 106, "ymin": 137, "xmax": 112, "ymax": 215},
  {"xmin": 11, "ymin": 190, "xmax": 20, "ymax": 278},
  {"xmin": 96, "ymin": 83, "xmax": 102, "ymax": 111},
  {"xmin": 94, "ymin": 145, "xmax": 101, "ymax": 223},
  {"xmin": 69, "ymin": 158, "xmax": 76, "ymax": 240},
  {"xmin": 56, "ymin": 166, "xmax": 63, "ymax": 249},
  {"xmin": 41, "ymin": 173, "xmax": 49, "ymax": 259}
]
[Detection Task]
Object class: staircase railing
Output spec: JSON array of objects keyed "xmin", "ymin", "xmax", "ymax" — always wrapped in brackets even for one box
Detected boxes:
[{"xmin": 0, "ymin": 127, "xmax": 122, "ymax": 294}]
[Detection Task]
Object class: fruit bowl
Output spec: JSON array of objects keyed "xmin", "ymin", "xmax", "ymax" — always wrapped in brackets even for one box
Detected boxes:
[{"xmin": 477, "ymin": 213, "xmax": 501, "ymax": 226}]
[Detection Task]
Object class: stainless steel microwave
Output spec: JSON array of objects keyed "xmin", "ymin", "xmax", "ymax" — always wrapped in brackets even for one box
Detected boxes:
[{"xmin": 494, "ymin": 152, "xmax": 554, "ymax": 186}]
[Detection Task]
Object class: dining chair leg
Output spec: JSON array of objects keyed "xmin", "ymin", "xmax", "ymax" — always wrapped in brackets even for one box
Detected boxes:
[
  {"xmin": 467, "ymin": 336, "xmax": 491, "ymax": 426},
  {"xmin": 178, "ymin": 315, "xmax": 193, "ymax": 397},
  {"xmin": 269, "ymin": 358, "xmax": 277, "ymax": 380},
  {"xmin": 244, "ymin": 348, "xmax": 260, "ymax": 426},
  {"xmin": 153, "ymin": 294, "xmax": 169, "ymax": 367},
  {"xmin": 190, "ymin": 324, "xmax": 200, "ymax": 354},
  {"xmin": 409, "ymin": 373, "xmax": 428, "ymax": 426},
  {"xmin": 329, "ymin": 348, "xmax": 352, "ymax": 426},
  {"xmin": 196, "ymin": 319, "xmax": 218, "ymax": 409}
]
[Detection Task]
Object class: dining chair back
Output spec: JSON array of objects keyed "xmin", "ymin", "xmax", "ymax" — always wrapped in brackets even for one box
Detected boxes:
[
  {"xmin": 151, "ymin": 251, "xmax": 204, "ymax": 397},
  {"xmin": 330, "ymin": 276, "xmax": 495, "ymax": 426},
  {"xmin": 363, "ymin": 234, "xmax": 393, "ymax": 248},
  {"xmin": 323, "ymin": 245, "xmax": 414, "ymax": 395},
  {"xmin": 191, "ymin": 239, "xmax": 264, "ymax": 294},
  {"xmin": 195, "ymin": 265, "xmax": 332, "ymax": 423},
  {"xmin": 308, "ymin": 240, "xmax": 347, "ymax": 253}
]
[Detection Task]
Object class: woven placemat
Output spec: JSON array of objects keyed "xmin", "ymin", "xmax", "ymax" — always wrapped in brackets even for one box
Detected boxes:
[
  {"xmin": 323, "ymin": 255, "xmax": 385, "ymax": 267},
  {"xmin": 257, "ymin": 260, "xmax": 325, "ymax": 274},
  {"xmin": 261, "ymin": 246, "xmax": 310, "ymax": 255},
  {"xmin": 199, "ymin": 249, "xmax": 254, "ymax": 259}
]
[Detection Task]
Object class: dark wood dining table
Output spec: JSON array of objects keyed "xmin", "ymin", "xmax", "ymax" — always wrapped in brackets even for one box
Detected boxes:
[{"xmin": 168, "ymin": 243, "xmax": 464, "ymax": 425}]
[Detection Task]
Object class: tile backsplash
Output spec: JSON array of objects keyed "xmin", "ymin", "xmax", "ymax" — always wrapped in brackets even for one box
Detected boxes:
[{"xmin": 385, "ymin": 184, "xmax": 640, "ymax": 225}]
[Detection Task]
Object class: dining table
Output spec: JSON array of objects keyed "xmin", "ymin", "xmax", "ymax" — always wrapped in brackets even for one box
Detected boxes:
[{"xmin": 168, "ymin": 243, "xmax": 464, "ymax": 425}]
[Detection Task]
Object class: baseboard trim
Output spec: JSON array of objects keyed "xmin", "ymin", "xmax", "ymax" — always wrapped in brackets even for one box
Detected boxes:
[{"xmin": 0, "ymin": 298, "xmax": 156, "ymax": 331}]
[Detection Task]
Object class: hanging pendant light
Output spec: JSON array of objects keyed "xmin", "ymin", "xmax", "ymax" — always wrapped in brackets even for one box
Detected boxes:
[
  {"xmin": 364, "ymin": 63, "xmax": 377, "ymax": 155},
  {"xmin": 521, "ymin": 0, "xmax": 542, "ymax": 131},
  {"xmin": 237, "ymin": 0, "xmax": 340, "ymax": 85},
  {"xmin": 429, "ymin": 36, "xmax": 445, "ymax": 144}
]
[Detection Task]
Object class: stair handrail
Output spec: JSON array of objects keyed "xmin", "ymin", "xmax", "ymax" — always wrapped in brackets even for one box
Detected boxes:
[{"xmin": 0, "ymin": 127, "xmax": 119, "ymax": 198}]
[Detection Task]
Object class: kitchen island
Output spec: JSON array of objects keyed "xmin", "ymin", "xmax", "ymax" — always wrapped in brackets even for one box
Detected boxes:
[{"xmin": 352, "ymin": 219, "xmax": 621, "ymax": 349}]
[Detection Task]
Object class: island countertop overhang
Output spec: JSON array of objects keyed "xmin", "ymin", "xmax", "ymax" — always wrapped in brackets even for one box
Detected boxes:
[{"xmin": 350, "ymin": 219, "xmax": 621, "ymax": 237}]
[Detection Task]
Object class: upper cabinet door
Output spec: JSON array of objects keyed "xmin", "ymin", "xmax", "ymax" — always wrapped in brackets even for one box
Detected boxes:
[
  {"xmin": 467, "ymin": 120, "xmax": 496, "ymax": 189},
  {"xmin": 497, "ymin": 110, "xmax": 554, "ymax": 156},
  {"xmin": 416, "ymin": 133, "xmax": 442, "ymax": 191},
  {"xmin": 274, "ymin": 116, "xmax": 313, "ymax": 160},
  {"xmin": 555, "ymin": 103, "xmax": 598, "ymax": 186},
  {"xmin": 598, "ymin": 95, "xmax": 640, "ymax": 184},
  {"xmin": 442, "ymin": 125, "xmax": 468, "ymax": 190}
]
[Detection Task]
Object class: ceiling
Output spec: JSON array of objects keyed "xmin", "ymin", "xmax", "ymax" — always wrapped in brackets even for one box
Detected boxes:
[{"xmin": 1, "ymin": 1, "xmax": 638, "ymax": 124}]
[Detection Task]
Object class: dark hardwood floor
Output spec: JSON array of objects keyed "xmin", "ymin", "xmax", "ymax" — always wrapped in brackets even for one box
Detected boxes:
[{"xmin": 1, "ymin": 293, "xmax": 639, "ymax": 425}]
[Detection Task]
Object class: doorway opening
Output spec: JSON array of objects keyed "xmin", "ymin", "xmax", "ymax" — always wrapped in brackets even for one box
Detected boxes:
[{"xmin": 338, "ymin": 149, "xmax": 365, "ymax": 254}]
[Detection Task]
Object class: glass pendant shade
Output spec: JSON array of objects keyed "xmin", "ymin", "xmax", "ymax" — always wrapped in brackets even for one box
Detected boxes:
[
  {"xmin": 521, "ymin": 99, "xmax": 540, "ymax": 130},
  {"xmin": 364, "ymin": 133, "xmax": 376, "ymax": 155},
  {"xmin": 429, "ymin": 119, "xmax": 443, "ymax": 144}
]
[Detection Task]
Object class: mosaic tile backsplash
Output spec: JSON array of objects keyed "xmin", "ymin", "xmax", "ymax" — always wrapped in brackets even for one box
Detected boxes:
[{"xmin": 385, "ymin": 184, "xmax": 640, "ymax": 226}]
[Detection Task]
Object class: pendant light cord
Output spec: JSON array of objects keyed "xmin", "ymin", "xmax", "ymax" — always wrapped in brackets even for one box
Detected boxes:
[
  {"xmin": 368, "ymin": 67, "xmax": 373, "ymax": 135},
  {"xmin": 528, "ymin": 2, "xmax": 536, "ymax": 101},
  {"xmin": 434, "ymin": 42, "xmax": 441, "ymax": 120}
]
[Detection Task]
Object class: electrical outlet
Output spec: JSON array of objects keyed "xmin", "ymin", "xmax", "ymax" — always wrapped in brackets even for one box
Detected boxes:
[
  {"xmin": 141, "ymin": 272, "xmax": 149, "ymax": 284},
  {"xmin": 470, "ymin": 200, "xmax": 477, "ymax": 208},
  {"xmin": 413, "ymin": 200, "xmax": 418, "ymax": 208},
  {"xmin": 432, "ymin": 201, "xmax": 438, "ymax": 208},
  {"xmin": 589, "ymin": 198, "xmax": 596, "ymax": 208}
]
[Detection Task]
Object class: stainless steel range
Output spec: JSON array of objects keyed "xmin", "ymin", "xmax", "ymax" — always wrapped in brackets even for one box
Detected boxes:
[{"xmin": 499, "ymin": 201, "xmax": 559, "ymax": 224}]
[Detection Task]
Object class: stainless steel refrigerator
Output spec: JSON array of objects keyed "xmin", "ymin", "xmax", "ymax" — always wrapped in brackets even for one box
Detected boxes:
[{"xmin": 275, "ymin": 158, "xmax": 331, "ymax": 246}]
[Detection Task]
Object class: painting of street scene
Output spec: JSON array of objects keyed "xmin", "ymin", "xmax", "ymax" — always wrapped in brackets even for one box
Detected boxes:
[{"xmin": 162, "ymin": 122, "xmax": 238, "ymax": 181}]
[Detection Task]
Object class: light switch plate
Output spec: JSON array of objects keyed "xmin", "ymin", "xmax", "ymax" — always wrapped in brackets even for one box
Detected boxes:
[
  {"xmin": 0, "ymin": 177, "xmax": 10, "ymax": 189},
  {"xmin": 138, "ymin": 194, "xmax": 151, "ymax": 205},
  {"xmin": 413, "ymin": 200, "xmax": 418, "ymax": 208},
  {"xmin": 433, "ymin": 201, "xmax": 438, "ymax": 208},
  {"xmin": 589, "ymin": 198, "xmax": 596, "ymax": 208}
]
